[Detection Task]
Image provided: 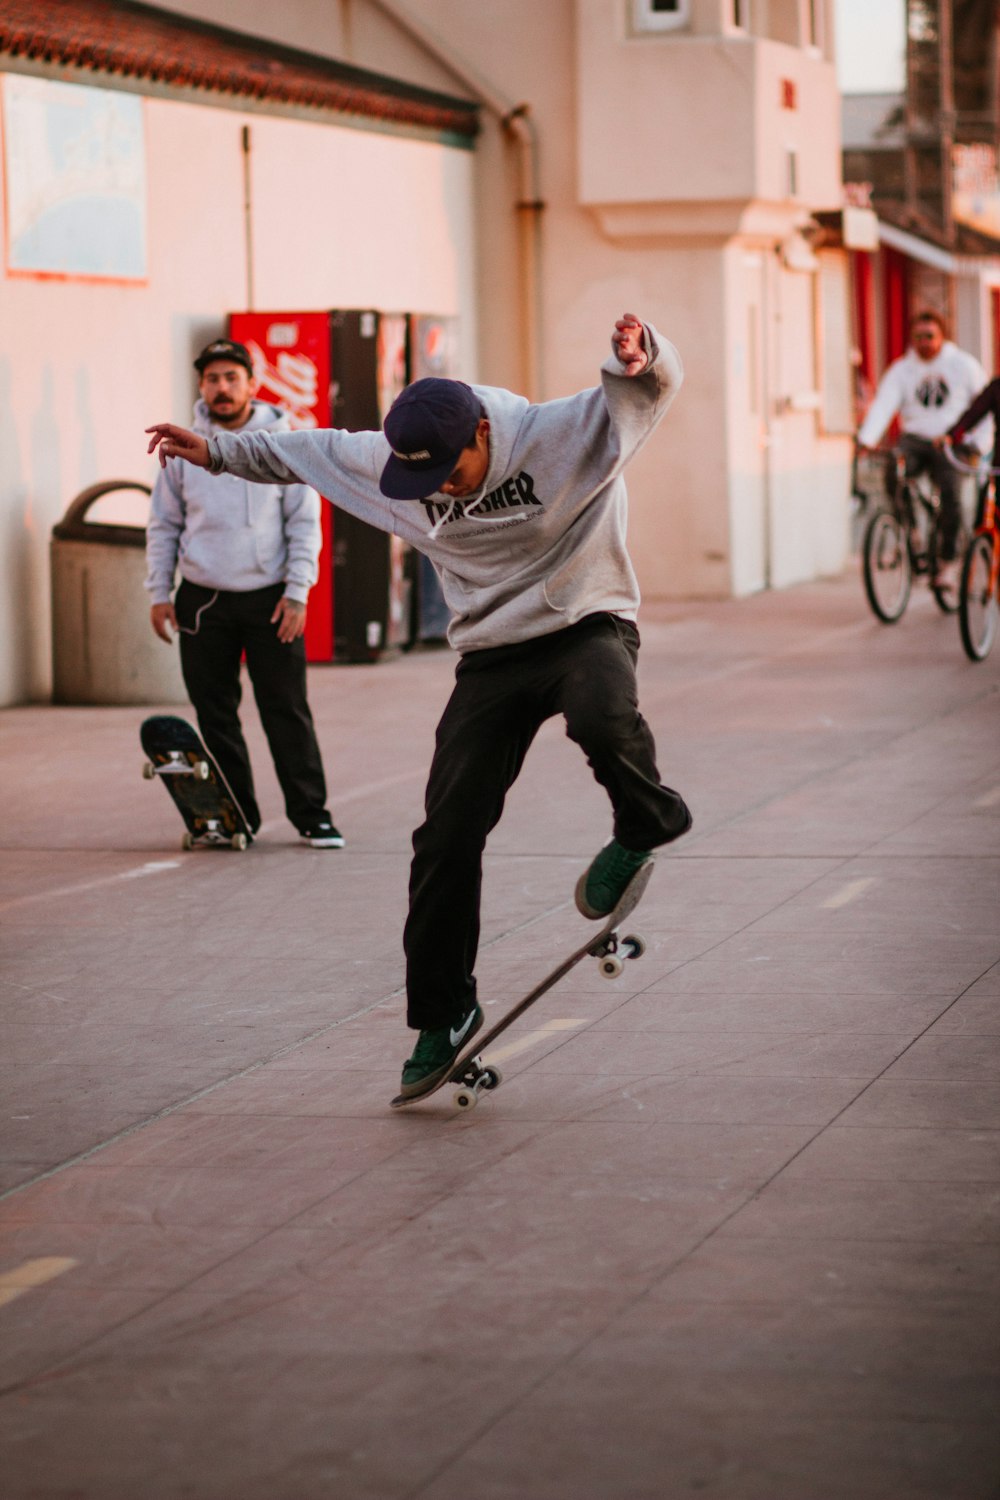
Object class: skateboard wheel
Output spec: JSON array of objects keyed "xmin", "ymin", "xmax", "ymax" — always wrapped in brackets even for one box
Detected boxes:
[
  {"xmin": 142, "ymin": 761, "xmax": 156, "ymax": 780},
  {"xmin": 231, "ymin": 832, "xmax": 248, "ymax": 851},
  {"xmin": 481, "ymin": 1066, "xmax": 503, "ymax": 1090},
  {"xmin": 181, "ymin": 832, "xmax": 195, "ymax": 851},
  {"xmin": 194, "ymin": 760, "xmax": 211, "ymax": 781},
  {"xmin": 599, "ymin": 955, "xmax": 624, "ymax": 979},
  {"xmin": 454, "ymin": 1087, "xmax": 478, "ymax": 1111},
  {"xmin": 622, "ymin": 934, "xmax": 646, "ymax": 960}
]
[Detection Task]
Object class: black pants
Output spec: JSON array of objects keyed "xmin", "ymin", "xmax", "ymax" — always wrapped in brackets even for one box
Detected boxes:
[
  {"xmin": 403, "ymin": 613, "xmax": 691, "ymax": 1030},
  {"xmin": 890, "ymin": 434, "xmax": 963, "ymax": 561},
  {"xmin": 176, "ymin": 580, "xmax": 329, "ymax": 833}
]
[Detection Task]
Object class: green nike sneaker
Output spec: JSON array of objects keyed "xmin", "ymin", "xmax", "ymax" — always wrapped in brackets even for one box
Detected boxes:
[
  {"xmin": 398, "ymin": 1003, "xmax": 484, "ymax": 1100},
  {"xmin": 575, "ymin": 839, "xmax": 652, "ymax": 920}
]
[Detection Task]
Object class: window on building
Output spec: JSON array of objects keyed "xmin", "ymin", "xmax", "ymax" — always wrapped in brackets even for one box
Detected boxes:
[
  {"xmin": 731, "ymin": 0, "xmax": 750, "ymax": 29},
  {"xmin": 631, "ymin": 0, "xmax": 691, "ymax": 33}
]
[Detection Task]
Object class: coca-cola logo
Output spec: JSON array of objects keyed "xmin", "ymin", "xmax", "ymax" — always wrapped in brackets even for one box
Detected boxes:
[{"xmin": 244, "ymin": 339, "xmax": 319, "ymax": 429}]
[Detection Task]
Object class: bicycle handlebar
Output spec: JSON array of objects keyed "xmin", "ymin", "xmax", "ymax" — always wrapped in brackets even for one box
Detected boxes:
[{"xmin": 939, "ymin": 438, "xmax": 1000, "ymax": 477}]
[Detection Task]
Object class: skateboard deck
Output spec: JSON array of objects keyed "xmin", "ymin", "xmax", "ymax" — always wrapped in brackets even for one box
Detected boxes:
[
  {"xmin": 140, "ymin": 714, "xmax": 252, "ymax": 851},
  {"xmin": 390, "ymin": 859, "xmax": 654, "ymax": 1110}
]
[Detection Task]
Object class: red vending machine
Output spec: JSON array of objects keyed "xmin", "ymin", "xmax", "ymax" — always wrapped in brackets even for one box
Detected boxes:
[
  {"xmin": 229, "ymin": 310, "xmax": 333, "ymax": 662},
  {"xmin": 229, "ymin": 309, "xmax": 414, "ymax": 663}
]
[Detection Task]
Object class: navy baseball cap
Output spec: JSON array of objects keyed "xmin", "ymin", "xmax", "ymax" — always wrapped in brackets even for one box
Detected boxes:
[
  {"xmin": 194, "ymin": 339, "xmax": 254, "ymax": 375},
  {"xmin": 380, "ymin": 378, "xmax": 481, "ymax": 500}
]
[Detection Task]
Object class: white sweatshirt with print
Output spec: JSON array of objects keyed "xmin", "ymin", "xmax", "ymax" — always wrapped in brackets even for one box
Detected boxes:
[
  {"xmin": 202, "ymin": 324, "xmax": 683, "ymax": 652},
  {"xmin": 858, "ymin": 342, "xmax": 992, "ymax": 449}
]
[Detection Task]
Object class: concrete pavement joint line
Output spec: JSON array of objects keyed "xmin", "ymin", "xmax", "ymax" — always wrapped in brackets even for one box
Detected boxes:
[
  {"xmin": 478, "ymin": 894, "xmax": 575, "ymax": 949},
  {"xmin": 581, "ymin": 846, "xmax": 878, "ymax": 1019},
  {"xmin": 536, "ymin": 826, "xmax": 983, "ymax": 1056},
  {"xmin": 0, "ymin": 859, "xmax": 183, "ymax": 913},
  {"xmin": 0, "ymin": 886, "xmax": 592, "ymax": 1207},
  {"xmin": 674, "ymin": 680, "xmax": 1000, "ymax": 841},
  {"xmin": 405, "ymin": 964, "xmax": 1000, "ymax": 1500},
  {"xmin": 0, "ymin": 1257, "xmax": 78, "ymax": 1310},
  {"xmin": 5, "ymin": 819, "xmax": 963, "ymax": 1206},
  {"xmin": 254, "ymin": 768, "xmax": 428, "ymax": 835},
  {"xmin": 0, "ymin": 989, "xmax": 406, "ymax": 1207},
  {"xmin": 643, "ymin": 616, "xmax": 880, "ymax": 704}
]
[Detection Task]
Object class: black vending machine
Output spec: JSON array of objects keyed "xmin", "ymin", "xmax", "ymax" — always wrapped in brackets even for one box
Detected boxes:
[{"xmin": 329, "ymin": 309, "xmax": 413, "ymax": 663}]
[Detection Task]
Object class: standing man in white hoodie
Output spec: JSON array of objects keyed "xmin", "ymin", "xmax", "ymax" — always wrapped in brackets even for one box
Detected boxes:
[
  {"xmin": 145, "ymin": 338, "xmax": 342, "ymax": 848},
  {"xmin": 147, "ymin": 314, "xmax": 691, "ymax": 1097},
  {"xmin": 857, "ymin": 309, "xmax": 992, "ymax": 593}
]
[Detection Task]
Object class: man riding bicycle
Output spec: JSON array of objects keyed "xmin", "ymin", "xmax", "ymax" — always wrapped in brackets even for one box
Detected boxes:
[{"xmin": 857, "ymin": 309, "xmax": 992, "ymax": 595}]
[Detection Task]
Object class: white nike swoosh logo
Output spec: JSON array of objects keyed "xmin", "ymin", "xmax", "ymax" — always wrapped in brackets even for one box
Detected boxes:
[{"xmin": 449, "ymin": 1011, "xmax": 477, "ymax": 1047}]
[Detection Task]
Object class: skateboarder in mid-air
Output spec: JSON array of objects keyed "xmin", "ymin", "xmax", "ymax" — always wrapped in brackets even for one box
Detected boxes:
[{"xmin": 147, "ymin": 313, "xmax": 692, "ymax": 1099}]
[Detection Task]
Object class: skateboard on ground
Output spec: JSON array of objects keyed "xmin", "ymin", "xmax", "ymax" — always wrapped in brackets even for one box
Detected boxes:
[
  {"xmin": 140, "ymin": 715, "xmax": 252, "ymax": 851},
  {"xmin": 390, "ymin": 859, "xmax": 654, "ymax": 1111}
]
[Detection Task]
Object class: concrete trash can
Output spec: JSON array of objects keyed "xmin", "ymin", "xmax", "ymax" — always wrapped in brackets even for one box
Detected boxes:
[{"xmin": 51, "ymin": 480, "xmax": 187, "ymax": 705}]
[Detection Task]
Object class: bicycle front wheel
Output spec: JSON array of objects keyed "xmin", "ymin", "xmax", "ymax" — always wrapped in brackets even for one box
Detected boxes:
[
  {"xmin": 959, "ymin": 533, "xmax": 999, "ymax": 661},
  {"xmin": 863, "ymin": 509, "xmax": 911, "ymax": 622}
]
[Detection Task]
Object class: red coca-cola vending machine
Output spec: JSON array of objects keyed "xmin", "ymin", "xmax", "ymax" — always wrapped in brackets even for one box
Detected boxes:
[{"xmin": 229, "ymin": 309, "xmax": 413, "ymax": 663}]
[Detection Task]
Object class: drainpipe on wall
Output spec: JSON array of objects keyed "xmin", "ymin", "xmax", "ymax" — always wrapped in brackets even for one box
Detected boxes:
[
  {"xmin": 241, "ymin": 125, "xmax": 255, "ymax": 310},
  {"xmin": 367, "ymin": 0, "xmax": 544, "ymax": 398}
]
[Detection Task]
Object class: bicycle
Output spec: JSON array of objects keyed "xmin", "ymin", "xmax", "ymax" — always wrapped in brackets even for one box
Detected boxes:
[
  {"xmin": 942, "ymin": 441, "xmax": 1000, "ymax": 661},
  {"xmin": 859, "ymin": 444, "xmax": 969, "ymax": 623}
]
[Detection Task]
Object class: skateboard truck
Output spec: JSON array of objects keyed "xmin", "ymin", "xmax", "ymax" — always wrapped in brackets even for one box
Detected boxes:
[
  {"xmin": 595, "ymin": 931, "xmax": 645, "ymax": 979},
  {"xmin": 142, "ymin": 751, "xmax": 210, "ymax": 782},
  {"xmin": 389, "ymin": 861, "xmax": 656, "ymax": 1113},
  {"xmin": 452, "ymin": 1056, "xmax": 503, "ymax": 1111},
  {"xmin": 448, "ymin": 919, "xmax": 648, "ymax": 1111}
]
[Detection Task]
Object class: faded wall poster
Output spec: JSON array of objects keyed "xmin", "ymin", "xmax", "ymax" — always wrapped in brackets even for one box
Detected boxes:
[{"xmin": 3, "ymin": 75, "xmax": 147, "ymax": 280}]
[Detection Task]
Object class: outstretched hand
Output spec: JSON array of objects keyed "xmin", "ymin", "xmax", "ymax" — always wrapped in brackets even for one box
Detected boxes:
[
  {"xmin": 146, "ymin": 423, "xmax": 210, "ymax": 469},
  {"xmin": 612, "ymin": 313, "xmax": 649, "ymax": 376}
]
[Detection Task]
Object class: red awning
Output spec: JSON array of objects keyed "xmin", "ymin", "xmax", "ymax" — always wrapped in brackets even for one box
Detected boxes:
[{"xmin": 0, "ymin": 0, "xmax": 479, "ymax": 141}]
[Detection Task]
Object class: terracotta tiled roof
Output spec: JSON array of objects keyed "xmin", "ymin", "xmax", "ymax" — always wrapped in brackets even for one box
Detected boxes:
[{"xmin": 0, "ymin": 0, "xmax": 479, "ymax": 140}]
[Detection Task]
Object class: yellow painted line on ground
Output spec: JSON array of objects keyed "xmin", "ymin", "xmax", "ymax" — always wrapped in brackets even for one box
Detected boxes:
[
  {"xmin": 484, "ymin": 1018, "xmax": 585, "ymax": 1066},
  {"xmin": 822, "ymin": 877, "xmax": 876, "ymax": 910},
  {"xmin": 0, "ymin": 1257, "xmax": 78, "ymax": 1310},
  {"xmin": 973, "ymin": 785, "xmax": 1000, "ymax": 809}
]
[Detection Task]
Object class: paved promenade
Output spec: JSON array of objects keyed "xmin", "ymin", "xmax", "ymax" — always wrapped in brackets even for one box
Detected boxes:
[{"xmin": 1, "ymin": 571, "xmax": 998, "ymax": 1499}]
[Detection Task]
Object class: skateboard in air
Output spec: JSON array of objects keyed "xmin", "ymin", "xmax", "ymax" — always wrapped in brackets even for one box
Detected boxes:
[
  {"xmin": 390, "ymin": 858, "xmax": 654, "ymax": 1111},
  {"xmin": 140, "ymin": 714, "xmax": 252, "ymax": 851}
]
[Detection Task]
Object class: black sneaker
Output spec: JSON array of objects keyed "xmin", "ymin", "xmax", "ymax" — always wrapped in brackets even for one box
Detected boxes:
[
  {"xmin": 299, "ymin": 820, "xmax": 345, "ymax": 849},
  {"xmin": 398, "ymin": 1003, "xmax": 484, "ymax": 1100}
]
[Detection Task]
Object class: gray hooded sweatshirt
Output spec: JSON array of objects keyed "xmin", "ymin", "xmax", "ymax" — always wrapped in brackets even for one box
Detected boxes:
[
  {"xmin": 202, "ymin": 324, "xmax": 682, "ymax": 651},
  {"xmin": 145, "ymin": 400, "xmax": 321, "ymax": 606}
]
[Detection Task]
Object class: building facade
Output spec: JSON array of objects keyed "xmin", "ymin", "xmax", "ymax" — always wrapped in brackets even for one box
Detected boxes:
[
  {"xmin": 842, "ymin": 0, "xmax": 1000, "ymax": 400},
  {"xmin": 0, "ymin": 0, "xmax": 850, "ymax": 704}
]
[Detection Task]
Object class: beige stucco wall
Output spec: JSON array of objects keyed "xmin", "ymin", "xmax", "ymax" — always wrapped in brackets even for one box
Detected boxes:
[
  {"xmin": 0, "ymin": 80, "xmax": 475, "ymax": 704},
  {"xmin": 0, "ymin": 0, "xmax": 854, "ymax": 702}
]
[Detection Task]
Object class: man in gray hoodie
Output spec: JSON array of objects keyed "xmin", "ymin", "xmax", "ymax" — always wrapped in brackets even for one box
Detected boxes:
[
  {"xmin": 147, "ymin": 314, "xmax": 691, "ymax": 1097},
  {"xmin": 146, "ymin": 339, "xmax": 341, "ymax": 848}
]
